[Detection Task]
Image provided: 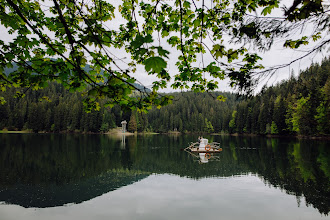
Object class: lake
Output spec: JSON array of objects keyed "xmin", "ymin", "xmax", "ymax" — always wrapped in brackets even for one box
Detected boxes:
[{"xmin": 0, "ymin": 134, "xmax": 329, "ymax": 220}]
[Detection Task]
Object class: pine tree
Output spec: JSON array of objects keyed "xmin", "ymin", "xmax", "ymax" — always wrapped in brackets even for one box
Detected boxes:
[
  {"xmin": 273, "ymin": 95, "xmax": 287, "ymax": 134},
  {"xmin": 128, "ymin": 113, "xmax": 137, "ymax": 133},
  {"xmin": 229, "ymin": 110, "xmax": 237, "ymax": 133},
  {"xmin": 271, "ymin": 121, "xmax": 279, "ymax": 134},
  {"xmin": 27, "ymin": 103, "xmax": 44, "ymax": 132}
]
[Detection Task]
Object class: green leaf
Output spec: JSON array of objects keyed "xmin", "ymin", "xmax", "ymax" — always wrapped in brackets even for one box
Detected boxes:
[
  {"xmin": 144, "ymin": 57, "xmax": 167, "ymax": 73},
  {"xmin": 130, "ymin": 34, "xmax": 153, "ymax": 49},
  {"xmin": 261, "ymin": 6, "xmax": 272, "ymax": 16},
  {"xmin": 183, "ymin": 1, "xmax": 190, "ymax": 9},
  {"xmin": 193, "ymin": 19, "xmax": 200, "ymax": 28},
  {"xmin": 136, "ymin": 48, "xmax": 148, "ymax": 56},
  {"xmin": 312, "ymin": 32, "xmax": 321, "ymax": 41},
  {"xmin": 88, "ymin": 88, "xmax": 98, "ymax": 96},
  {"xmin": 0, "ymin": 96, "xmax": 6, "ymax": 105},
  {"xmin": 217, "ymin": 95, "xmax": 227, "ymax": 102},
  {"xmin": 212, "ymin": 44, "xmax": 225, "ymax": 59},
  {"xmin": 161, "ymin": 30, "xmax": 169, "ymax": 37},
  {"xmin": 156, "ymin": 47, "xmax": 170, "ymax": 58},
  {"xmin": 14, "ymin": 91, "xmax": 25, "ymax": 99},
  {"xmin": 38, "ymin": 96, "xmax": 52, "ymax": 102}
]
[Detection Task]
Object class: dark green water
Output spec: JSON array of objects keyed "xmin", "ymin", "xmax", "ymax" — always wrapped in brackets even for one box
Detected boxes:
[{"xmin": 0, "ymin": 134, "xmax": 329, "ymax": 220}]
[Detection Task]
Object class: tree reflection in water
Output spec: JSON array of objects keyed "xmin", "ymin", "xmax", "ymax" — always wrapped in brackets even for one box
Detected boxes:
[{"xmin": 0, "ymin": 134, "xmax": 328, "ymax": 215}]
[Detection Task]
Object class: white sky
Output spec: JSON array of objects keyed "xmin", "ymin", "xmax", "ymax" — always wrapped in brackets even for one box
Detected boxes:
[{"xmin": 0, "ymin": 0, "xmax": 329, "ymax": 94}]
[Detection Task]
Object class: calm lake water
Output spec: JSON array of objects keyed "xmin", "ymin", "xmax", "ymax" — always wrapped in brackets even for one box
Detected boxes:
[{"xmin": 0, "ymin": 134, "xmax": 329, "ymax": 220}]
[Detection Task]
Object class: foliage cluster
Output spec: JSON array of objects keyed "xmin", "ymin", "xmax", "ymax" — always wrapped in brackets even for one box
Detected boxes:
[{"xmin": 0, "ymin": 0, "xmax": 329, "ymax": 111}]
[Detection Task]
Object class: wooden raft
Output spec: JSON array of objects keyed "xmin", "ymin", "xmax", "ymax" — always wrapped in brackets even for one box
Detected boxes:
[
  {"xmin": 190, "ymin": 147, "xmax": 222, "ymax": 153},
  {"xmin": 184, "ymin": 142, "xmax": 222, "ymax": 153}
]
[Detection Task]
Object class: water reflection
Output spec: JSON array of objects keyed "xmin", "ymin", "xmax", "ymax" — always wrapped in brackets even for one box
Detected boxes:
[
  {"xmin": 184, "ymin": 152, "xmax": 221, "ymax": 164},
  {"xmin": 199, "ymin": 153, "xmax": 209, "ymax": 163},
  {"xmin": 0, "ymin": 134, "xmax": 329, "ymax": 216},
  {"xmin": 121, "ymin": 134, "xmax": 126, "ymax": 149}
]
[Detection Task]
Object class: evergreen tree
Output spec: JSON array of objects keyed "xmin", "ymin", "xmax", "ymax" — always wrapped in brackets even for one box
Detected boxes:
[
  {"xmin": 273, "ymin": 96, "xmax": 287, "ymax": 134},
  {"xmin": 27, "ymin": 103, "xmax": 44, "ymax": 132},
  {"xmin": 229, "ymin": 111, "xmax": 237, "ymax": 133},
  {"xmin": 128, "ymin": 113, "xmax": 137, "ymax": 133},
  {"xmin": 315, "ymin": 79, "xmax": 330, "ymax": 134},
  {"xmin": 271, "ymin": 121, "xmax": 279, "ymax": 134}
]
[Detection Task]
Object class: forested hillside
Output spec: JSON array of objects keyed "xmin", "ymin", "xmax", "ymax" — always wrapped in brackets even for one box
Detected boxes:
[
  {"xmin": 0, "ymin": 57, "xmax": 329, "ymax": 136},
  {"xmin": 143, "ymin": 57, "xmax": 330, "ymax": 136},
  {"xmin": 147, "ymin": 92, "xmax": 238, "ymax": 133},
  {"xmin": 0, "ymin": 83, "xmax": 128, "ymax": 133},
  {"xmin": 0, "ymin": 82, "xmax": 237, "ymax": 133},
  {"xmin": 230, "ymin": 57, "xmax": 330, "ymax": 136}
]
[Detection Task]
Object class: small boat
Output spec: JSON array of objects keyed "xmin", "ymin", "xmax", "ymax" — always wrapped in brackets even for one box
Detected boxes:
[{"xmin": 184, "ymin": 138, "xmax": 222, "ymax": 153}]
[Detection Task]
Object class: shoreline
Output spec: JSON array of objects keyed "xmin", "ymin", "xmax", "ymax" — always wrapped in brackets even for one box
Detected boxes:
[
  {"xmin": 212, "ymin": 132, "xmax": 330, "ymax": 140},
  {"xmin": 1, "ymin": 129, "xmax": 329, "ymax": 140},
  {"xmin": 0, "ymin": 128, "xmax": 158, "ymax": 136}
]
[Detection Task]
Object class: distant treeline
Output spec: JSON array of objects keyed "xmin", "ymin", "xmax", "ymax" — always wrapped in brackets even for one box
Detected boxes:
[
  {"xmin": 0, "ymin": 82, "xmax": 131, "ymax": 133},
  {"xmin": 230, "ymin": 57, "xmax": 330, "ymax": 136},
  {"xmin": 0, "ymin": 57, "xmax": 329, "ymax": 136},
  {"xmin": 150, "ymin": 57, "xmax": 329, "ymax": 136},
  {"xmin": 0, "ymin": 82, "xmax": 237, "ymax": 133}
]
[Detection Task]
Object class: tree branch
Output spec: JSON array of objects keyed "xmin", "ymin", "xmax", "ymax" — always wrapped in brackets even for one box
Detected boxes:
[{"xmin": 178, "ymin": 0, "xmax": 191, "ymax": 73}]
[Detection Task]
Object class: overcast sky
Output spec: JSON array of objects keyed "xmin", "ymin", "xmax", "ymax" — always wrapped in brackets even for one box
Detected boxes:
[{"xmin": 0, "ymin": 0, "xmax": 329, "ymax": 94}]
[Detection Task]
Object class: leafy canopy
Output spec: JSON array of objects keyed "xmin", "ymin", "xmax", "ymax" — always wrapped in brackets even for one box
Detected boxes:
[{"xmin": 0, "ymin": 0, "xmax": 329, "ymax": 111}]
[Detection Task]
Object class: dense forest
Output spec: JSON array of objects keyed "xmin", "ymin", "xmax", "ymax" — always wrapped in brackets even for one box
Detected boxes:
[
  {"xmin": 150, "ymin": 57, "xmax": 330, "ymax": 136},
  {"xmin": 230, "ymin": 57, "xmax": 330, "ymax": 136},
  {"xmin": 0, "ymin": 57, "xmax": 329, "ymax": 136},
  {"xmin": 0, "ymin": 81, "xmax": 239, "ymax": 133}
]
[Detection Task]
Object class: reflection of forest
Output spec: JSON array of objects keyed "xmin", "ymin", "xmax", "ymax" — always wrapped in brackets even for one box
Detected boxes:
[
  {"xmin": 0, "ymin": 169, "xmax": 149, "ymax": 208},
  {"xmin": 0, "ymin": 134, "xmax": 329, "ymax": 214},
  {"xmin": 0, "ymin": 134, "xmax": 150, "ymax": 207}
]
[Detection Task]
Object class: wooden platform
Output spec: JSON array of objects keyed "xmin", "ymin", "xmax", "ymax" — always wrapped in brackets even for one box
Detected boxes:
[{"xmin": 190, "ymin": 148, "xmax": 222, "ymax": 153}]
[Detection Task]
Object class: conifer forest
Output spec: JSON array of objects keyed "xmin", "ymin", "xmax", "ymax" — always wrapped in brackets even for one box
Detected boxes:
[{"xmin": 0, "ymin": 57, "xmax": 329, "ymax": 136}]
